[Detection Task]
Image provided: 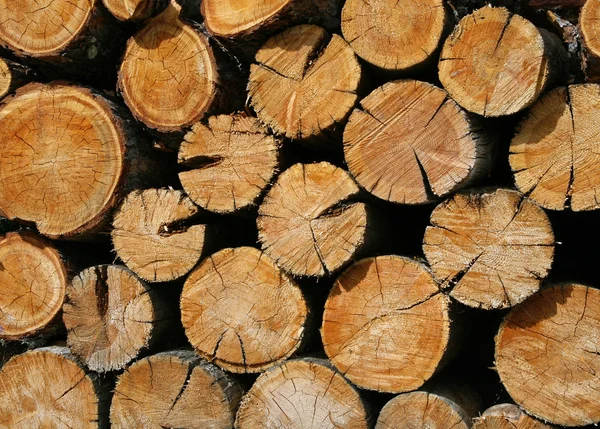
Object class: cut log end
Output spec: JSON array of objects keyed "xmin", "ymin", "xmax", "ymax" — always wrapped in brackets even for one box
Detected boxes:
[
  {"xmin": 510, "ymin": 84, "xmax": 600, "ymax": 211},
  {"xmin": 181, "ymin": 247, "xmax": 308, "ymax": 373},
  {"xmin": 257, "ymin": 162, "xmax": 370, "ymax": 277},
  {"xmin": 424, "ymin": 189, "xmax": 554, "ymax": 310},
  {"xmin": 178, "ymin": 114, "xmax": 279, "ymax": 214},
  {"xmin": 581, "ymin": 0, "xmax": 600, "ymax": 81},
  {"xmin": 344, "ymin": 80, "xmax": 491, "ymax": 204},
  {"xmin": 342, "ymin": 0, "xmax": 448, "ymax": 71},
  {"xmin": 249, "ymin": 24, "xmax": 361, "ymax": 140},
  {"xmin": 112, "ymin": 188, "xmax": 206, "ymax": 282},
  {"xmin": 496, "ymin": 283, "xmax": 600, "ymax": 426},
  {"xmin": 102, "ymin": 0, "xmax": 167, "ymax": 21},
  {"xmin": 110, "ymin": 351, "xmax": 242, "ymax": 429},
  {"xmin": 322, "ymin": 255, "xmax": 450, "ymax": 393},
  {"xmin": 473, "ymin": 404, "xmax": 554, "ymax": 428},
  {"xmin": 235, "ymin": 358, "xmax": 370, "ymax": 428},
  {"xmin": 0, "ymin": 231, "xmax": 67, "ymax": 340}
]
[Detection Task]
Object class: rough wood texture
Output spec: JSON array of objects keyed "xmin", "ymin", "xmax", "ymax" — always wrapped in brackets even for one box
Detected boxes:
[
  {"xmin": 423, "ymin": 189, "xmax": 554, "ymax": 309},
  {"xmin": 235, "ymin": 358, "xmax": 370, "ymax": 428},
  {"xmin": 344, "ymin": 79, "xmax": 492, "ymax": 204},
  {"xmin": 0, "ymin": 346, "xmax": 109, "ymax": 428},
  {"xmin": 181, "ymin": 247, "xmax": 308, "ymax": 373},
  {"xmin": 118, "ymin": 1, "xmax": 219, "ymax": 132},
  {"xmin": 439, "ymin": 7, "xmax": 567, "ymax": 117},
  {"xmin": 322, "ymin": 255, "xmax": 452, "ymax": 393},
  {"xmin": 112, "ymin": 188, "xmax": 206, "ymax": 282},
  {"xmin": 510, "ymin": 84, "xmax": 600, "ymax": 211},
  {"xmin": 111, "ymin": 350, "xmax": 243, "ymax": 429},
  {"xmin": 63, "ymin": 265, "xmax": 172, "ymax": 372},
  {"xmin": 473, "ymin": 404, "xmax": 554, "ymax": 429},
  {"xmin": 257, "ymin": 162, "xmax": 377, "ymax": 277},
  {"xmin": 0, "ymin": 58, "xmax": 34, "ymax": 100},
  {"xmin": 581, "ymin": 0, "xmax": 600, "ymax": 81},
  {"xmin": 102, "ymin": 0, "xmax": 168, "ymax": 21},
  {"xmin": 342, "ymin": 0, "xmax": 450, "ymax": 72},
  {"xmin": 495, "ymin": 283, "xmax": 600, "ymax": 427},
  {"xmin": 178, "ymin": 114, "xmax": 279, "ymax": 214},
  {"xmin": 249, "ymin": 24, "xmax": 362, "ymax": 140},
  {"xmin": 0, "ymin": 231, "xmax": 67, "ymax": 340}
]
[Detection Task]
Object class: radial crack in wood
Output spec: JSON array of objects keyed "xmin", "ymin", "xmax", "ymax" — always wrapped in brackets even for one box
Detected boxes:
[{"xmin": 473, "ymin": 403, "xmax": 554, "ymax": 428}]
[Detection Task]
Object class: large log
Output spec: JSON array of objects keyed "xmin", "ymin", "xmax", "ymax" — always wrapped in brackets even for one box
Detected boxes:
[{"xmin": 473, "ymin": 404, "xmax": 554, "ymax": 429}]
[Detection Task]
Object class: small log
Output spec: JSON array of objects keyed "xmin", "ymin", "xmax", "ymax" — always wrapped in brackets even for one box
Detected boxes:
[
  {"xmin": 473, "ymin": 404, "xmax": 554, "ymax": 429},
  {"xmin": 0, "ymin": 231, "xmax": 68, "ymax": 340},
  {"xmin": 235, "ymin": 358, "xmax": 371, "ymax": 428},
  {"xmin": 439, "ymin": 7, "xmax": 567, "ymax": 117},
  {"xmin": 581, "ymin": 0, "xmax": 600, "ymax": 82},
  {"xmin": 178, "ymin": 113, "xmax": 279, "ymax": 214},
  {"xmin": 257, "ymin": 162, "xmax": 378, "ymax": 277},
  {"xmin": 0, "ymin": 58, "xmax": 34, "ymax": 100},
  {"xmin": 102, "ymin": 0, "xmax": 168, "ymax": 21},
  {"xmin": 321, "ymin": 255, "xmax": 453, "ymax": 393},
  {"xmin": 495, "ymin": 283, "xmax": 600, "ymax": 426},
  {"xmin": 344, "ymin": 79, "xmax": 492, "ymax": 204},
  {"xmin": 248, "ymin": 25, "xmax": 362, "ymax": 140},
  {"xmin": 510, "ymin": 84, "xmax": 600, "ymax": 211},
  {"xmin": 63, "ymin": 265, "xmax": 173, "ymax": 372},
  {"xmin": 181, "ymin": 247, "xmax": 309, "ymax": 373},
  {"xmin": 423, "ymin": 188, "xmax": 554, "ymax": 310},
  {"xmin": 341, "ymin": 0, "xmax": 450, "ymax": 72},
  {"xmin": 0, "ymin": 346, "xmax": 110, "ymax": 428},
  {"xmin": 112, "ymin": 188, "xmax": 206, "ymax": 282},
  {"xmin": 111, "ymin": 350, "xmax": 243, "ymax": 428}
]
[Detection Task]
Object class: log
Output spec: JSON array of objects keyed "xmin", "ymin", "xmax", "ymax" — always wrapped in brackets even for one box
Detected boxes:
[
  {"xmin": 321, "ymin": 255, "xmax": 453, "ymax": 393},
  {"xmin": 102, "ymin": 0, "xmax": 168, "ymax": 21},
  {"xmin": 344, "ymin": 79, "xmax": 492, "ymax": 204},
  {"xmin": 0, "ymin": 231, "xmax": 68, "ymax": 340},
  {"xmin": 112, "ymin": 188, "xmax": 206, "ymax": 282},
  {"xmin": 180, "ymin": 247, "xmax": 309, "ymax": 373},
  {"xmin": 341, "ymin": 0, "xmax": 451, "ymax": 72},
  {"xmin": 63, "ymin": 264, "xmax": 173, "ymax": 372},
  {"xmin": 495, "ymin": 283, "xmax": 600, "ymax": 426},
  {"xmin": 110, "ymin": 350, "xmax": 243, "ymax": 429},
  {"xmin": 510, "ymin": 84, "xmax": 600, "ymax": 211},
  {"xmin": 438, "ymin": 7, "xmax": 567, "ymax": 117},
  {"xmin": 473, "ymin": 404, "xmax": 554, "ymax": 429},
  {"xmin": 0, "ymin": 82, "xmax": 155, "ymax": 239},
  {"xmin": 0, "ymin": 58, "xmax": 34, "ymax": 100},
  {"xmin": 257, "ymin": 162, "xmax": 378, "ymax": 277},
  {"xmin": 178, "ymin": 113, "xmax": 280, "ymax": 214},
  {"xmin": 235, "ymin": 357, "xmax": 371, "ymax": 428},
  {"xmin": 423, "ymin": 188, "xmax": 554, "ymax": 310},
  {"xmin": 248, "ymin": 25, "xmax": 362, "ymax": 141},
  {"xmin": 0, "ymin": 346, "xmax": 110, "ymax": 428},
  {"xmin": 581, "ymin": 0, "xmax": 600, "ymax": 82}
]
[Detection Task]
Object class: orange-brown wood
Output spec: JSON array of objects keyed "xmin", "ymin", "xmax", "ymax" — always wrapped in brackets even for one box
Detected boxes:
[
  {"xmin": 473, "ymin": 404, "xmax": 555, "ymax": 429},
  {"xmin": 581, "ymin": 0, "xmax": 600, "ymax": 81},
  {"xmin": 102, "ymin": 0, "xmax": 168, "ymax": 21}
]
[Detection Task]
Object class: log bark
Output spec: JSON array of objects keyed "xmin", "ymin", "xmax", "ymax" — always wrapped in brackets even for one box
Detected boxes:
[
  {"xmin": 112, "ymin": 188, "xmax": 207, "ymax": 283},
  {"xmin": 581, "ymin": 0, "xmax": 600, "ymax": 82},
  {"xmin": 178, "ymin": 113, "xmax": 280, "ymax": 214},
  {"xmin": 248, "ymin": 24, "xmax": 362, "ymax": 141},
  {"xmin": 63, "ymin": 264, "xmax": 174, "ymax": 372},
  {"xmin": 235, "ymin": 357, "xmax": 371, "ymax": 428},
  {"xmin": 495, "ymin": 283, "xmax": 600, "ymax": 427},
  {"xmin": 510, "ymin": 84, "xmax": 600, "ymax": 211},
  {"xmin": 473, "ymin": 404, "xmax": 555, "ymax": 429},
  {"xmin": 344, "ymin": 79, "xmax": 492, "ymax": 204},
  {"xmin": 0, "ymin": 58, "xmax": 35, "ymax": 100},
  {"xmin": 102, "ymin": 0, "xmax": 169, "ymax": 21},
  {"xmin": 341, "ymin": 0, "xmax": 451, "ymax": 72},
  {"xmin": 110, "ymin": 350, "xmax": 243, "ymax": 429},
  {"xmin": 0, "ymin": 346, "xmax": 110, "ymax": 428},
  {"xmin": 438, "ymin": 7, "xmax": 567, "ymax": 117},
  {"xmin": 257, "ymin": 162, "xmax": 379, "ymax": 277},
  {"xmin": 180, "ymin": 247, "xmax": 309, "ymax": 373},
  {"xmin": 321, "ymin": 255, "xmax": 454, "ymax": 393},
  {"xmin": 0, "ymin": 82, "xmax": 156, "ymax": 239},
  {"xmin": 423, "ymin": 189, "xmax": 554, "ymax": 310},
  {"xmin": 0, "ymin": 231, "xmax": 68, "ymax": 340}
]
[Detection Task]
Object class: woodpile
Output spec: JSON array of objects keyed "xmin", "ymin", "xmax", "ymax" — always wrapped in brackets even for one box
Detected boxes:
[{"xmin": 3, "ymin": 0, "xmax": 600, "ymax": 427}]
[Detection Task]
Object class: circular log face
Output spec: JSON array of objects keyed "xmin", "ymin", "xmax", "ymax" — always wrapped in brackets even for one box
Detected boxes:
[
  {"xmin": 0, "ymin": 0, "xmax": 93, "ymax": 56},
  {"xmin": 102, "ymin": 0, "xmax": 156, "ymax": 21},
  {"xmin": 322, "ymin": 255, "xmax": 450, "ymax": 393},
  {"xmin": 235, "ymin": 358, "xmax": 369, "ymax": 429},
  {"xmin": 439, "ymin": 7, "xmax": 548, "ymax": 116},
  {"xmin": 473, "ymin": 404, "xmax": 553, "ymax": 429},
  {"xmin": 0, "ymin": 59, "xmax": 11, "ymax": 98},
  {"xmin": 496, "ymin": 284, "xmax": 600, "ymax": 426},
  {"xmin": 510, "ymin": 84, "xmax": 600, "ymax": 211},
  {"xmin": 181, "ymin": 247, "xmax": 308, "ymax": 373},
  {"xmin": 202, "ymin": 0, "xmax": 290, "ymax": 36},
  {"xmin": 423, "ymin": 189, "xmax": 554, "ymax": 309},
  {"xmin": 581, "ymin": 0, "xmax": 600, "ymax": 57},
  {"xmin": 0, "ymin": 83, "xmax": 125, "ymax": 238},
  {"xmin": 342, "ymin": 0, "xmax": 447, "ymax": 71},
  {"xmin": 0, "ymin": 232, "xmax": 67, "ymax": 339}
]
